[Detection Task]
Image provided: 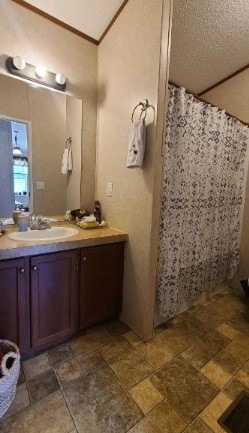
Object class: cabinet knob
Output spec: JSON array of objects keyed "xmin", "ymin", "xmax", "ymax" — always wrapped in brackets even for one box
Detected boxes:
[
  {"xmin": 32, "ymin": 265, "xmax": 38, "ymax": 271},
  {"xmin": 83, "ymin": 257, "xmax": 86, "ymax": 261},
  {"xmin": 19, "ymin": 267, "xmax": 25, "ymax": 274}
]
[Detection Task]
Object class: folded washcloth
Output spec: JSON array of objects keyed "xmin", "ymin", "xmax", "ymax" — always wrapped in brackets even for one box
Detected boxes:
[
  {"xmin": 61, "ymin": 147, "xmax": 73, "ymax": 175},
  {"xmin": 78, "ymin": 221, "xmax": 99, "ymax": 229},
  {"xmin": 83, "ymin": 215, "xmax": 96, "ymax": 223},
  {"xmin": 127, "ymin": 119, "xmax": 146, "ymax": 168}
]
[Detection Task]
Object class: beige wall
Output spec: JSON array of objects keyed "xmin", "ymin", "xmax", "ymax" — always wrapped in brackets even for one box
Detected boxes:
[
  {"xmin": 202, "ymin": 71, "xmax": 249, "ymax": 279},
  {"xmin": 97, "ymin": 0, "xmax": 171, "ymax": 340},
  {"xmin": 0, "ymin": 0, "xmax": 97, "ymax": 209}
]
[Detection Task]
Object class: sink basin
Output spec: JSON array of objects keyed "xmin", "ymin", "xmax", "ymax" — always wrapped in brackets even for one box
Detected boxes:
[
  {"xmin": 44, "ymin": 217, "xmax": 58, "ymax": 222},
  {"xmin": 8, "ymin": 227, "xmax": 79, "ymax": 242}
]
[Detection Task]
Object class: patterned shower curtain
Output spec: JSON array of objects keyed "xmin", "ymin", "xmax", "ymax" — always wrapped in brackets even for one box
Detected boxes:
[{"xmin": 157, "ymin": 85, "xmax": 249, "ymax": 319}]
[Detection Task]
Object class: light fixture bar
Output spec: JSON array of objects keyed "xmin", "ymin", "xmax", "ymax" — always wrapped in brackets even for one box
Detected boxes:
[{"xmin": 6, "ymin": 56, "xmax": 66, "ymax": 91}]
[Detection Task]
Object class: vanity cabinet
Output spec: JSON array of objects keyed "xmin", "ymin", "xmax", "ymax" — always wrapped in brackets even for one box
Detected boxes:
[
  {"xmin": 80, "ymin": 243, "xmax": 124, "ymax": 328},
  {"xmin": 0, "ymin": 241, "xmax": 125, "ymax": 355},
  {"xmin": 30, "ymin": 250, "xmax": 79, "ymax": 350},
  {"xmin": 0, "ymin": 258, "xmax": 30, "ymax": 352}
]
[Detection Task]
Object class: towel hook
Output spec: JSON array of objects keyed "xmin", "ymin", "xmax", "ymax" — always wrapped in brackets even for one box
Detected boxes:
[{"xmin": 131, "ymin": 99, "xmax": 149, "ymax": 123}]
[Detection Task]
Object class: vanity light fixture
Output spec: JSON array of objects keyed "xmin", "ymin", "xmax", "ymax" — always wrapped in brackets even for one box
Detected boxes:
[{"xmin": 5, "ymin": 56, "xmax": 67, "ymax": 91}]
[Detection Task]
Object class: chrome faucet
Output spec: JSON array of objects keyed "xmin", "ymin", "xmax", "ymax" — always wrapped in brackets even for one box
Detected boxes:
[{"xmin": 30, "ymin": 215, "xmax": 51, "ymax": 230}]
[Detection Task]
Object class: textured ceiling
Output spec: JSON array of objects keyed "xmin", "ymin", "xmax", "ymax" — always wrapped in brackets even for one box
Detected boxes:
[
  {"xmin": 24, "ymin": 0, "xmax": 125, "ymax": 40},
  {"xmin": 169, "ymin": 0, "xmax": 249, "ymax": 94}
]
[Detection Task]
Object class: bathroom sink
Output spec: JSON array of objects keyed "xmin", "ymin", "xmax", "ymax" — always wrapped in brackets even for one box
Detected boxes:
[{"xmin": 8, "ymin": 227, "xmax": 79, "ymax": 242}]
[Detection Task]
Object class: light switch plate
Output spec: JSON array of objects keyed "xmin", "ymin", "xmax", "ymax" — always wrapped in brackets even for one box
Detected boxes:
[
  {"xmin": 36, "ymin": 181, "xmax": 45, "ymax": 190},
  {"xmin": 107, "ymin": 182, "xmax": 113, "ymax": 197}
]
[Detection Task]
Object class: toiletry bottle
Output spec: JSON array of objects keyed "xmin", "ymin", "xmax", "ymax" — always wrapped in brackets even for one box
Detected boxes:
[
  {"xmin": 17, "ymin": 214, "xmax": 29, "ymax": 232},
  {"xmin": 94, "ymin": 200, "xmax": 101, "ymax": 223},
  {"xmin": 13, "ymin": 209, "xmax": 21, "ymax": 224}
]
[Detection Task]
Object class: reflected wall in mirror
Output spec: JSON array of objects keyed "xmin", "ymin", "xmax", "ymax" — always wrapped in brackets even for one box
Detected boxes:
[{"xmin": 0, "ymin": 73, "xmax": 82, "ymax": 219}]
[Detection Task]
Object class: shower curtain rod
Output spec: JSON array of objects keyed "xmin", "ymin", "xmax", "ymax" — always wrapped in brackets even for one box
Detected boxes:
[{"xmin": 168, "ymin": 80, "xmax": 249, "ymax": 128}]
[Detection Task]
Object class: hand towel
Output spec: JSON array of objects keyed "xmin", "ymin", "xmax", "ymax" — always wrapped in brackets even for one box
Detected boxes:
[
  {"xmin": 127, "ymin": 119, "xmax": 146, "ymax": 168},
  {"xmin": 61, "ymin": 147, "xmax": 73, "ymax": 175}
]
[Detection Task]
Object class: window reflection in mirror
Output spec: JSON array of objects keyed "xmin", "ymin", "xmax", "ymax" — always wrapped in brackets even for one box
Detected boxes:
[{"xmin": 0, "ymin": 117, "xmax": 30, "ymax": 218}]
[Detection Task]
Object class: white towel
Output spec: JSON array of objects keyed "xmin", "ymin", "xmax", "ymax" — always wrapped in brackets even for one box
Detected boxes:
[
  {"xmin": 83, "ymin": 215, "xmax": 96, "ymax": 223},
  {"xmin": 61, "ymin": 147, "xmax": 73, "ymax": 175},
  {"xmin": 127, "ymin": 119, "xmax": 146, "ymax": 168}
]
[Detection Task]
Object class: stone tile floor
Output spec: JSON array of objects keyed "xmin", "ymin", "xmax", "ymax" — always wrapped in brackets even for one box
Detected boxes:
[{"xmin": 1, "ymin": 281, "xmax": 249, "ymax": 432}]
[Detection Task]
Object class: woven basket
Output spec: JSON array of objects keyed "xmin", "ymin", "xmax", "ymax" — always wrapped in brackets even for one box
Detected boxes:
[{"xmin": 0, "ymin": 340, "xmax": 20, "ymax": 419}]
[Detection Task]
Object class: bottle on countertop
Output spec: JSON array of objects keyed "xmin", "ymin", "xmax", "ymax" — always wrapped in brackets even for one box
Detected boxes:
[
  {"xmin": 13, "ymin": 208, "xmax": 21, "ymax": 224},
  {"xmin": 17, "ymin": 213, "xmax": 29, "ymax": 232},
  {"xmin": 94, "ymin": 200, "xmax": 101, "ymax": 223}
]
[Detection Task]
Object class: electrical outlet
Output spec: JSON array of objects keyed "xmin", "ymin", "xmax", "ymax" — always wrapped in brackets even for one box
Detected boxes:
[
  {"xmin": 36, "ymin": 181, "xmax": 45, "ymax": 190},
  {"xmin": 107, "ymin": 182, "xmax": 113, "ymax": 197}
]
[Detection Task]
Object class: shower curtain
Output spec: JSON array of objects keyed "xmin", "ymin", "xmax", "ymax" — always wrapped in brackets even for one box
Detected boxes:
[{"xmin": 157, "ymin": 85, "xmax": 249, "ymax": 319}]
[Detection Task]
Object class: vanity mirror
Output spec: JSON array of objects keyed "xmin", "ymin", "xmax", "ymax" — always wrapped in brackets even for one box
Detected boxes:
[{"xmin": 0, "ymin": 73, "xmax": 82, "ymax": 219}]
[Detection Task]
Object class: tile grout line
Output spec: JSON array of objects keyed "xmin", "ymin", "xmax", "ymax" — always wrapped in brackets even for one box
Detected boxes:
[
  {"xmin": 59, "ymin": 385, "xmax": 78, "ymax": 432},
  {"xmin": 181, "ymin": 417, "xmax": 216, "ymax": 433}
]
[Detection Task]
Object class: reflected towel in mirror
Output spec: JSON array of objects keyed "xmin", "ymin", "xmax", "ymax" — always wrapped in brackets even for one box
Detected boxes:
[{"xmin": 61, "ymin": 147, "xmax": 73, "ymax": 174}]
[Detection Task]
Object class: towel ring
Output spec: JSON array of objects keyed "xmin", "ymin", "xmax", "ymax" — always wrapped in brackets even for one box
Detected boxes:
[
  {"xmin": 65, "ymin": 137, "xmax": 72, "ymax": 148},
  {"xmin": 131, "ymin": 99, "xmax": 149, "ymax": 123}
]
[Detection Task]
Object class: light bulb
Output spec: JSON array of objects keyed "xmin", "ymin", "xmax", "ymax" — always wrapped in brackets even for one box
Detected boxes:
[
  {"xmin": 55, "ymin": 73, "xmax": 66, "ymax": 86},
  {"xmin": 13, "ymin": 56, "xmax": 26, "ymax": 71},
  {"xmin": 35, "ymin": 66, "xmax": 47, "ymax": 78}
]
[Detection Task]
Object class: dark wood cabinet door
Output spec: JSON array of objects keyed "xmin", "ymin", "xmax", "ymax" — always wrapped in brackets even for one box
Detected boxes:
[
  {"xmin": 80, "ymin": 243, "xmax": 124, "ymax": 328},
  {"xmin": 30, "ymin": 250, "xmax": 79, "ymax": 350},
  {"xmin": 0, "ymin": 258, "xmax": 30, "ymax": 353}
]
